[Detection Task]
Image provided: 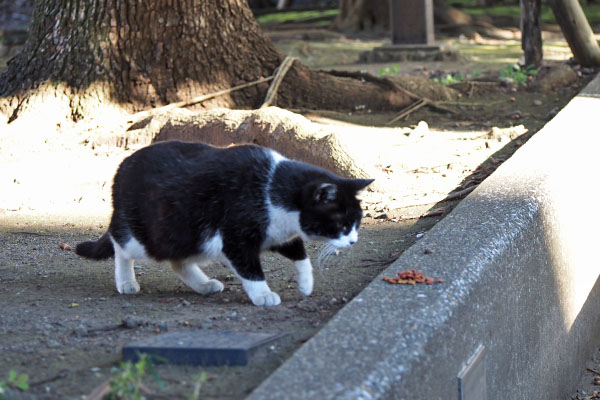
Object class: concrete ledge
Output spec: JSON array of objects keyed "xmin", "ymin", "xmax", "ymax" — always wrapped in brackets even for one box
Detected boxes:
[{"xmin": 247, "ymin": 73, "xmax": 600, "ymax": 400}]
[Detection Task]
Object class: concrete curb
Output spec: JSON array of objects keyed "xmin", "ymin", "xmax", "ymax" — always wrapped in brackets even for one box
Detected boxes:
[{"xmin": 247, "ymin": 72, "xmax": 600, "ymax": 400}]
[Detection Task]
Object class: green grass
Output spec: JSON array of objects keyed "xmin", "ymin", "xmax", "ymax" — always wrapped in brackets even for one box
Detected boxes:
[
  {"xmin": 459, "ymin": 3, "xmax": 600, "ymax": 25},
  {"xmin": 255, "ymin": 9, "xmax": 338, "ymax": 25},
  {"xmin": 255, "ymin": 4, "xmax": 600, "ymax": 26}
]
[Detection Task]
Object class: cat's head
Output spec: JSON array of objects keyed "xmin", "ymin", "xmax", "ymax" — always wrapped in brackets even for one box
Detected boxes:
[{"xmin": 299, "ymin": 178, "xmax": 374, "ymax": 248}]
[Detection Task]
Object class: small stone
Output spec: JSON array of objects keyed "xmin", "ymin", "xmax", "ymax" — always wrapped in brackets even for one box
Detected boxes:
[
  {"xmin": 533, "ymin": 99, "xmax": 542, "ymax": 106},
  {"xmin": 123, "ymin": 316, "xmax": 143, "ymax": 329},
  {"xmin": 296, "ymin": 298, "xmax": 317, "ymax": 312},
  {"xmin": 507, "ymin": 110, "xmax": 521, "ymax": 119},
  {"xmin": 200, "ymin": 320, "xmax": 212, "ymax": 330},
  {"xmin": 158, "ymin": 321, "xmax": 168, "ymax": 332},
  {"xmin": 73, "ymin": 324, "xmax": 88, "ymax": 337}
]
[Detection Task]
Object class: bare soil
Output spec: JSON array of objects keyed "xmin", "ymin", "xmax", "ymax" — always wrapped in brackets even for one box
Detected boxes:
[{"xmin": 0, "ymin": 26, "xmax": 596, "ymax": 399}]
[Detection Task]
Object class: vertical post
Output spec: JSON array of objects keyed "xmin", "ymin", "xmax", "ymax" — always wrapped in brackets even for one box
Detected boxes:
[
  {"xmin": 389, "ymin": 0, "xmax": 435, "ymax": 45},
  {"xmin": 520, "ymin": 0, "xmax": 543, "ymax": 67}
]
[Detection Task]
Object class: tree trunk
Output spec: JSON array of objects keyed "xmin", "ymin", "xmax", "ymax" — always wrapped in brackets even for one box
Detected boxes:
[
  {"xmin": 334, "ymin": 0, "xmax": 389, "ymax": 32},
  {"xmin": 520, "ymin": 0, "xmax": 542, "ymax": 67},
  {"xmin": 334, "ymin": 0, "xmax": 476, "ymax": 34},
  {"xmin": 0, "ymin": 0, "xmax": 411, "ymax": 124},
  {"xmin": 550, "ymin": 0, "xmax": 600, "ymax": 66}
]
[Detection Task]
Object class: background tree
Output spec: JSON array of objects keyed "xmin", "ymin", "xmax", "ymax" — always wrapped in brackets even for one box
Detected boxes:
[
  {"xmin": 550, "ymin": 0, "xmax": 600, "ymax": 66},
  {"xmin": 0, "ymin": 0, "xmax": 412, "ymax": 124},
  {"xmin": 521, "ymin": 0, "xmax": 542, "ymax": 67},
  {"xmin": 334, "ymin": 0, "xmax": 492, "ymax": 37}
]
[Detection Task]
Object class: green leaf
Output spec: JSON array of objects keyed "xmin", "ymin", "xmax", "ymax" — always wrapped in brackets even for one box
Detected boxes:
[{"xmin": 15, "ymin": 375, "xmax": 29, "ymax": 391}]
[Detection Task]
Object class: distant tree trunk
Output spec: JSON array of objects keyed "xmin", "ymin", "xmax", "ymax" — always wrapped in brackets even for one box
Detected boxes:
[
  {"xmin": 0, "ymin": 0, "xmax": 412, "ymax": 124},
  {"xmin": 335, "ymin": 0, "xmax": 473, "ymax": 33},
  {"xmin": 432, "ymin": 0, "xmax": 473, "ymax": 26},
  {"xmin": 334, "ymin": 0, "xmax": 389, "ymax": 32},
  {"xmin": 277, "ymin": 0, "xmax": 293, "ymax": 9},
  {"xmin": 520, "ymin": 0, "xmax": 542, "ymax": 67},
  {"xmin": 550, "ymin": 0, "xmax": 600, "ymax": 66}
]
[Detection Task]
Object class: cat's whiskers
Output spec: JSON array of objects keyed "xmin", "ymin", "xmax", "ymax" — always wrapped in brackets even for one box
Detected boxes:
[{"xmin": 316, "ymin": 243, "xmax": 339, "ymax": 269}]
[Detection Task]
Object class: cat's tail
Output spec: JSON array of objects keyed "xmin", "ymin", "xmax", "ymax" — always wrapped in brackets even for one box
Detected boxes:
[{"xmin": 75, "ymin": 233, "xmax": 114, "ymax": 259}]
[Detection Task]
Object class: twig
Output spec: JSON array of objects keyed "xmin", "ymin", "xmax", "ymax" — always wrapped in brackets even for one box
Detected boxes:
[
  {"xmin": 87, "ymin": 380, "xmax": 151, "ymax": 400},
  {"xmin": 587, "ymin": 367, "xmax": 600, "ymax": 376},
  {"xmin": 386, "ymin": 99, "xmax": 428, "ymax": 125},
  {"xmin": 356, "ymin": 251, "xmax": 403, "ymax": 268},
  {"xmin": 382, "ymin": 184, "xmax": 480, "ymax": 211},
  {"xmin": 130, "ymin": 76, "xmax": 274, "ymax": 120},
  {"xmin": 87, "ymin": 323, "xmax": 124, "ymax": 334},
  {"xmin": 436, "ymin": 99, "xmax": 504, "ymax": 106},
  {"xmin": 30, "ymin": 370, "xmax": 68, "ymax": 387},
  {"xmin": 86, "ymin": 380, "xmax": 110, "ymax": 400},
  {"xmin": 443, "ymin": 184, "xmax": 478, "ymax": 202},
  {"xmin": 261, "ymin": 56, "xmax": 295, "ymax": 108}
]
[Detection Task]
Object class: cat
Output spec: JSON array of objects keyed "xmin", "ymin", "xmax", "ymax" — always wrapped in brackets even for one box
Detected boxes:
[{"xmin": 76, "ymin": 140, "xmax": 373, "ymax": 306}]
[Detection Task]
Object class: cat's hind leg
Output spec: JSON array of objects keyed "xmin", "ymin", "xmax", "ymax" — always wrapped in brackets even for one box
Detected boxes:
[
  {"xmin": 171, "ymin": 261, "xmax": 224, "ymax": 295},
  {"xmin": 113, "ymin": 246, "xmax": 140, "ymax": 294}
]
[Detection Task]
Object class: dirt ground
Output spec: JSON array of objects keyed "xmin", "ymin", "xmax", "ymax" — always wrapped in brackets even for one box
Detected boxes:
[{"xmin": 0, "ymin": 22, "xmax": 597, "ymax": 400}]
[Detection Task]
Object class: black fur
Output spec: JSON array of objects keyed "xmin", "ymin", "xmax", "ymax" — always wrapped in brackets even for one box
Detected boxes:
[
  {"xmin": 76, "ymin": 141, "xmax": 372, "ymax": 282},
  {"xmin": 75, "ymin": 233, "xmax": 114, "ymax": 259}
]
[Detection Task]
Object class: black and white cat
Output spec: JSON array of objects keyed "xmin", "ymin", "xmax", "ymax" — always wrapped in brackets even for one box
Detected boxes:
[{"xmin": 76, "ymin": 141, "xmax": 373, "ymax": 306}]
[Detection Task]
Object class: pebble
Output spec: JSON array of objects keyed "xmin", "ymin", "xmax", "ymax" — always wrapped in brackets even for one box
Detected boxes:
[
  {"xmin": 200, "ymin": 320, "xmax": 212, "ymax": 330},
  {"xmin": 123, "ymin": 315, "xmax": 143, "ymax": 329},
  {"xmin": 73, "ymin": 324, "xmax": 88, "ymax": 337}
]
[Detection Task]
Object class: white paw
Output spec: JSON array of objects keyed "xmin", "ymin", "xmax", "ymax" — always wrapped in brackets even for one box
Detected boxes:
[
  {"xmin": 250, "ymin": 291, "xmax": 281, "ymax": 307},
  {"xmin": 295, "ymin": 258, "xmax": 313, "ymax": 296},
  {"xmin": 298, "ymin": 274, "xmax": 313, "ymax": 296},
  {"xmin": 193, "ymin": 279, "xmax": 224, "ymax": 295},
  {"xmin": 118, "ymin": 280, "xmax": 140, "ymax": 294},
  {"xmin": 241, "ymin": 279, "xmax": 281, "ymax": 307}
]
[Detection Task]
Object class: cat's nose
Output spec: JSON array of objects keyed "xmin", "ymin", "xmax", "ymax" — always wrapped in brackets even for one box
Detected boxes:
[{"xmin": 348, "ymin": 239, "xmax": 356, "ymax": 245}]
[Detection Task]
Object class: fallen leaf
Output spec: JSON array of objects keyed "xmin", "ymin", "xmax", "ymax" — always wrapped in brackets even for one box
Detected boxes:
[{"xmin": 59, "ymin": 242, "xmax": 72, "ymax": 251}]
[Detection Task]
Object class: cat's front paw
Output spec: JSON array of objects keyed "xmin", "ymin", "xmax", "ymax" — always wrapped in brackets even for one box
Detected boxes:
[
  {"xmin": 250, "ymin": 291, "xmax": 281, "ymax": 307},
  {"xmin": 298, "ymin": 274, "xmax": 313, "ymax": 296},
  {"xmin": 295, "ymin": 259, "xmax": 313, "ymax": 296},
  {"xmin": 117, "ymin": 280, "xmax": 140, "ymax": 294},
  {"xmin": 241, "ymin": 279, "xmax": 281, "ymax": 307}
]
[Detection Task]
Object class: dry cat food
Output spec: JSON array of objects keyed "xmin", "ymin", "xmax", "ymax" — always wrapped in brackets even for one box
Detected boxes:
[{"xmin": 382, "ymin": 270, "xmax": 443, "ymax": 285}]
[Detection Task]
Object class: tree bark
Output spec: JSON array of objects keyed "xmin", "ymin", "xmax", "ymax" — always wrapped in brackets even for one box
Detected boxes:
[
  {"xmin": 0, "ymin": 0, "xmax": 412, "ymax": 124},
  {"xmin": 520, "ymin": 0, "xmax": 543, "ymax": 67},
  {"xmin": 550, "ymin": 0, "xmax": 600, "ymax": 66}
]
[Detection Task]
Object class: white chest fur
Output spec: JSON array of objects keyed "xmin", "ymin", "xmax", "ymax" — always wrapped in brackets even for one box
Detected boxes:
[{"xmin": 263, "ymin": 204, "xmax": 305, "ymax": 249}]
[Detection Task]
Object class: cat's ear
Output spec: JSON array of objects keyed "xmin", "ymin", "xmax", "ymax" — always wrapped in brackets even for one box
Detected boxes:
[
  {"xmin": 348, "ymin": 178, "xmax": 374, "ymax": 192},
  {"xmin": 313, "ymin": 182, "xmax": 338, "ymax": 204}
]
